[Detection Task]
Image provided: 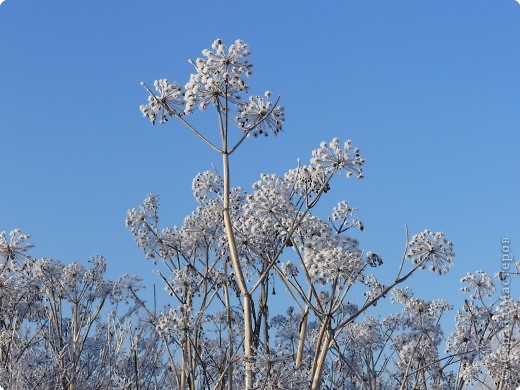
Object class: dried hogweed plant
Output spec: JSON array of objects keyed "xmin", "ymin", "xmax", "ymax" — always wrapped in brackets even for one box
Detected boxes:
[{"xmin": 128, "ymin": 39, "xmax": 476, "ymax": 390}]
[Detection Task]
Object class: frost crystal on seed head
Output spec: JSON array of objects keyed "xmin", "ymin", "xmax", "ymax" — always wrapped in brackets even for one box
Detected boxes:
[
  {"xmin": 202, "ymin": 39, "xmax": 252, "ymax": 78},
  {"xmin": 236, "ymin": 92, "xmax": 285, "ymax": 136},
  {"xmin": 460, "ymin": 270, "xmax": 496, "ymax": 299},
  {"xmin": 0, "ymin": 229, "xmax": 34, "ymax": 262},
  {"xmin": 406, "ymin": 230, "xmax": 454, "ymax": 275},
  {"xmin": 140, "ymin": 79, "xmax": 185, "ymax": 124},
  {"xmin": 183, "ymin": 39, "xmax": 253, "ymax": 115},
  {"xmin": 310, "ymin": 138, "xmax": 365, "ymax": 178},
  {"xmin": 332, "ymin": 201, "xmax": 354, "ymax": 221},
  {"xmin": 192, "ymin": 170, "xmax": 224, "ymax": 202}
]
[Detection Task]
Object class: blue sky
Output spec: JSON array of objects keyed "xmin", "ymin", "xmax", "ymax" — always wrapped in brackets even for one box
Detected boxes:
[{"xmin": 1, "ymin": 1, "xmax": 519, "ymax": 312}]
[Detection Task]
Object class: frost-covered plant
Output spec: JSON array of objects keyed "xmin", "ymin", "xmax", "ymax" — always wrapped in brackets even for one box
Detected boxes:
[
  {"xmin": 130, "ymin": 38, "xmax": 460, "ymax": 390},
  {"xmin": 406, "ymin": 230, "xmax": 455, "ymax": 275},
  {"xmin": 390, "ymin": 290, "xmax": 453, "ymax": 388},
  {"xmin": 0, "ymin": 229, "xmax": 162, "ymax": 390},
  {"xmin": 2, "ymin": 39, "xmax": 515, "ymax": 390},
  {"xmin": 0, "ymin": 229, "xmax": 33, "ymax": 271},
  {"xmin": 445, "ymin": 269, "xmax": 520, "ymax": 390}
]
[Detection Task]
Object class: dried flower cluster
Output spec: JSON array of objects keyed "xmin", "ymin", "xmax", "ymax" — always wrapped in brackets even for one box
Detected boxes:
[
  {"xmin": 140, "ymin": 38, "xmax": 285, "ymax": 142},
  {"xmin": 2, "ymin": 39, "xmax": 516, "ymax": 390},
  {"xmin": 126, "ymin": 39, "xmax": 518, "ymax": 389}
]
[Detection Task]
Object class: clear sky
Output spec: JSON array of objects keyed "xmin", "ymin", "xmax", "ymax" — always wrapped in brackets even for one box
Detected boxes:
[{"xmin": 1, "ymin": 1, "xmax": 519, "ymax": 311}]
